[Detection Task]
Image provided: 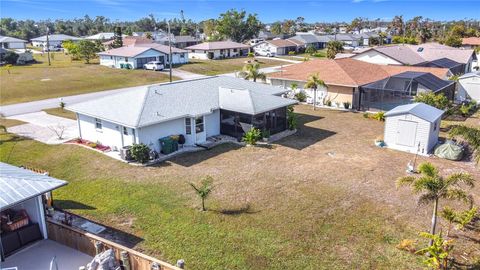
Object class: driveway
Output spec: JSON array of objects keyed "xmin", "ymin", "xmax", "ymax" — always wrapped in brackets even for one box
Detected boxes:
[{"xmin": 7, "ymin": 111, "xmax": 78, "ymax": 144}]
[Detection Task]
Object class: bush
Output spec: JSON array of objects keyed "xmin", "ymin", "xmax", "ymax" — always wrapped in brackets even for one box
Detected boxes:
[
  {"xmin": 2, "ymin": 51, "xmax": 19, "ymax": 64},
  {"xmin": 343, "ymin": 102, "xmax": 351, "ymax": 109},
  {"xmin": 413, "ymin": 92, "xmax": 450, "ymax": 110},
  {"xmin": 294, "ymin": 92, "xmax": 307, "ymax": 102},
  {"xmin": 372, "ymin": 111, "xmax": 385, "ymax": 121},
  {"xmin": 363, "ymin": 112, "xmax": 370, "ymax": 119},
  {"xmin": 242, "ymin": 128, "xmax": 262, "ymax": 145},
  {"xmin": 247, "ymin": 52, "xmax": 254, "ymax": 58},
  {"xmin": 325, "ymin": 99, "xmax": 332, "ymax": 106},
  {"xmin": 130, "ymin": 143, "xmax": 150, "ymax": 163},
  {"xmin": 287, "ymin": 109, "xmax": 298, "ymax": 130},
  {"xmin": 288, "ymin": 51, "xmax": 296, "ymax": 55},
  {"xmin": 396, "ymin": 239, "xmax": 416, "ymax": 253},
  {"xmin": 305, "ymin": 45, "xmax": 316, "ymax": 55}
]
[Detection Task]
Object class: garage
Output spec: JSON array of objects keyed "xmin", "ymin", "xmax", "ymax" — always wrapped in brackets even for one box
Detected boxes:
[{"xmin": 383, "ymin": 103, "xmax": 444, "ymax": 156}]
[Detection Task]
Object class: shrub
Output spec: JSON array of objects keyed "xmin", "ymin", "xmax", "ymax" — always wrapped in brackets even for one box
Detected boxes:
[
  {"xmin": 247, "ymin": 52, "xmax": 254, "ymax": 58},
  {"xmin": 343, "ymin": 102, "xmax": 351, "ymax": 109},
  {"xmin": 87, "ymin": 142, "xmax": 97, "ymax": 148},
  {"xmin": 372, "ymin": 111, "xmax": 385, "ymax": 121},
  {"xmin": 3, "ymin": 51, "xmax": 19, "ymax": 64},
  {"xmin": 189, "ymin": 176, "xmax": 214, "ymax": 211},
  {"xmin": 413, "ymin": 92, "xmax": 450, "ymax": 110},
  {"xmin": 449, "ymin": 125, "xmax": 480, "ymax": 164},
  {"xmin": 416, "ymin": 232, "xmax": 454, "ymax": 270},
  {"xmin": 130, "ymin": 143, "xmax": 150, "ymax": 163},
  {"xmin": 294, "ymin": 92, "xmax": 307, "ymax": 102},
  {"xmin": 287, "ymin": 107, "xmax": 298, "ymax": 130},
  {"xmin": 288, "ymin": 51, "xmax": 296, "ymax": 55},
  {"xmin": 305, "ymin": 45, "xmax": 316, "ymax": 55},
  {"xmin": 242, "ymin": 128, "xmax": 261, "ymax": 145},
  {"xmin": 396, "ymin": 239, "xmax": 416, "ymax": 253},
  {"xmin": 363, "ymin": 112, "xmax": 370, "ymax": 119}
]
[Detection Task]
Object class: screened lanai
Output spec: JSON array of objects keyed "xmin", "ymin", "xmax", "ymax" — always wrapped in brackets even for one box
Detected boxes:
[{"xmin": 359, "ymin": 71, "xmax": 455, "ymax": 111}]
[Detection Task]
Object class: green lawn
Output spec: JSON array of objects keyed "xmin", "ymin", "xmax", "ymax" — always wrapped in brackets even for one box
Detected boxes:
[
  {"xmin": 43, "ymin": 107, "xmax": 77, "ymax": 120},
  {"xmin": 176, "ymin": 57, "xmax": 288, "ymax": 76},
  {"xmin": 277, "ymin": 49, "xmax": 327, "ymax": 61},
  {"xmin": 0, "ymin": 53, "xmax": 178, "ymax": 105}
]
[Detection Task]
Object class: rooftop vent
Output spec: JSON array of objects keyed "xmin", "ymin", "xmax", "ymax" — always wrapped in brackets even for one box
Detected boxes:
[{"xmin": 417, "ymin": 47, "xmax": 424, "ymax": 52}]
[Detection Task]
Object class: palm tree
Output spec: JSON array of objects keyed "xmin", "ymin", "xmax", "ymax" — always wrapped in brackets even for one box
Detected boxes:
[
  {"xmin": 190, "ymin": 176, "xmax": 214, "ymax": 211},
  {"xmin": 239, "ymin": 62, "xmax": 266, "ymax": 82},
  {"xmin": 304, "ymin": 73, "xmax": 327, "ymax": 110},
  {"xmin": 396, "ymin": 162, "xmax": 475, "ymax": 244}
]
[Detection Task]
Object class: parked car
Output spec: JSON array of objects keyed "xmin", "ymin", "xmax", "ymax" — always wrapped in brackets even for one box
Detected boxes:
[
  {"xmin": 255, "ymin": 49, "xmax": 275, "ymax": 57},
  {"xmin": 143, "ymin": 61, "xmax": 164, "ymax": 71}
]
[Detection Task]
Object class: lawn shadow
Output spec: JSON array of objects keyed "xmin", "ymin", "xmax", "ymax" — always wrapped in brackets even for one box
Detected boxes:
[
  {"xmin": 212, "ymin": 204, "xmax": 260, "ymax": 216},
  {"xmin": 54, "ymin": 200, "xmax": 96, "ymax": 210},
  {"xmin": 275, "ymin": 113, "xmax": 336, "ymax": 150},
  {"xmin": 163, "ymin": 143, "xmax": 243, "ymax": 167}
]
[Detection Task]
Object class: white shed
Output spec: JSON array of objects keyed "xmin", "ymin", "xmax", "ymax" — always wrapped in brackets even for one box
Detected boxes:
[
  {"xmin": 383, "ymin": 103, "xmax": 444, "ymax": 156},
  {"xmin": 457, "ymin": 72, "xmax": 480, "ymax": 103}
]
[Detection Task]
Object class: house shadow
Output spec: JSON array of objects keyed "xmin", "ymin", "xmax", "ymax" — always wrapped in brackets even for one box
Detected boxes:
[
  {"xmin": 54, "ymin": 200, "xmax": 96, "ymax": 210},
  {"xmin": 275, "ymin": 113, "xmax": 336, "ymax": 150},
  {"xmin": 212, "ymin": 204, "xmax": 260, "ymax": 216},
  {"xmin": 161, "ymin": 143, "xmax": 243, "ymax": 168}
]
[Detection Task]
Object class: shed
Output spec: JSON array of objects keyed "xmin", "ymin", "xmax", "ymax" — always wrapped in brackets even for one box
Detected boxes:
[
  {"xmin": 383, "ymin": 103, "xmax": 444, "ymax": 156},
  {"xmin": 457, "ymin": 72, "xmax": 480, "ymax": 102}
]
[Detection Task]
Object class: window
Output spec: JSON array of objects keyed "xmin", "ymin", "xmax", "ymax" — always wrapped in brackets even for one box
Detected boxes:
[
  {"xmin": 110, "ymin": 56, "xmax": 113, "ymax": 59},
  {"xmin": 185, "ymin": 118, "xmax": 192, "ymax": 135},
  {"xmin": 123, "ymin": 127, "xmax": 128, "ymax": 135},
  {"xmin": 220, "ymin": 49, "xmax": 224, "ymax": 54},
  {"xmin": 195, "ymin": 116, "xmax": 204, "ymax": 133},
  {"xmin": 192, "ymin": 50, "xmax": 195, "ymax": 53},
  {"xmin": 233, "ymin": 48, "xmax": 238, "ymax": 52},
  {"xmin": 180, "ymin": 53, "xmax": 185, "ymax": 58},
  {"xmin": 95, "ymin": 118, "xmax": 102, "ymax": 130},
  {"xmin": 124, "ymin": 57, "xmax": 128, "ymax": 62}
]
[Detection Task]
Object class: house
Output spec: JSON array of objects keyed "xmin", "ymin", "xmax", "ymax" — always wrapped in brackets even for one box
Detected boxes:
[
  {"xmin": 462, "ymin": 37, "xmax": 480, "ymax": 49},
  {"xmin": 0, "ymin": 36, "xmax": 27, "ymax": 49},
  {"xmin": 67, "ymin": 77, "xmax": 296, "ymax": 153},
  {"xmin": 98, "ymin": 43, "xmax": 188, "ymax": 69},
  {"xmin": 0, "ymin": 162, "xmax": 67, "ymax": 259},
  {"xmin": 329, "ymin": 34, "xmax": 360, "ymax": 48},
  {"xmin": 267, "ymin": 58, "xmax": 452, "ymax": 111},
  {"xmin": 156, "ymin": 35, "xmax": 201, "ymax": 49},
  {"xmin": 383, "ymin": 103, "xmax": 444, "ymax": 156},
  {"xmin": 252, "ymin": 39, "xmax": 298, "ymax": 55},
  {"xmin": 102, "ymin": 36, "xmax": 154, "ymax": 49},
  {"xmin": 31, "ymin": 34, "xmax": 82, "ymax": 50},
  {"xmin": 288, "ymin": 34, "xmax": 331, "ymax": 50},
  {"xmin": 185, "ymin": 41, "xmax": 250, "ymax": 59},
  {"xmin": 350, "ymin": 43, "xmax": 477, "ymax": 74},
  {"xmin": 84, "ymin": 32, "xmax": 116, "ymax": 41},
  {"xmin": 457, "ymin": 72, "xmax": 480, "ymax": 102}
]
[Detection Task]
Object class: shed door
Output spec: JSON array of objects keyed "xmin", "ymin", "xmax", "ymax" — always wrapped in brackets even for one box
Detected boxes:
[{"xmin": 396, "ymin": 120, "xmax": 417, "ymax": 147}]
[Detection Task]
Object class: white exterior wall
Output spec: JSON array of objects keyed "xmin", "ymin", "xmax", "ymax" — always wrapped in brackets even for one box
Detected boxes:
[
  {"xmin": 77, "ymin": 114, "xmax": 134, "ymax": 151},
  {"xmin": 188, "ymin": 48, "xmax": 246, "ymax": 59},
  {"xmin": 1, "ymin": 42, "xmax": 26, "ymax": 49},
  {"xmin": 458, "ymin": 75, "xmax": 480, "ymax": 102},
  {"xmin": 205, "ymin": 109, "xmax": 220, "ymax": 137},
  {"xmin": 353, "ymin": 50, "xmax": 403, "ymax": 65},
  {"xmin": 384, "ymin": 114, "xmax": 439, "ymax": 156},
  {"xmin": 137, "ymin": 118, "xmax": 188, "ymax": 152},
  {"xmin": 11, "ymin": 196, "xmax": 47, "ymax": 239}
]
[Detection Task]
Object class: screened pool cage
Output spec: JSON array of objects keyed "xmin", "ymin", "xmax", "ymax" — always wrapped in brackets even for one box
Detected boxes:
[{"xmin": 358, "ymin": 71, "xmax": 455, "ymax": 111}]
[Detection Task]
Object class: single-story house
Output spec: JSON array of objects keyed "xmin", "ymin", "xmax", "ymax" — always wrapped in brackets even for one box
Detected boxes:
[
  {"xmin": 350, "ymin": 43, "xmax": 477, "ymax": 74},
  {"xmin": 0, "ymin": 36, "xmax": 27, "ymax": 49},
  {"xmin": 0, "ymin": 162, "xmax": 67, "ymax": 259},
  {"xmin": 457, "ymin": 72, "xmax": 480, "ymax": 102},
  {"xmin": 98, "ymin": 43, "xmax": 188, "ymax": 69},
  {"xmin": 384, "ymin": 103, "xmax": 444, "ymax": 156},
  {"xmin": 156, "ymin": 35, "xmax": 201, "ymax": 49},
  {"xmin": 185, "ymin": 41, "xmax": 250, "ymax": 59},
  {"xmin": 67, "ymin": 76, "xmax": 296, "ymax": 152},
  {"xmin": 462, "ymin": 37, "xmax": 480, "ymax": 49},
  {"xmin": 85, "ymin": 32, "xmax": 117, "ymax": 41},
  {"xmin": 102, "ymin": 36, "xmax": 154, "ymax": 49},
  {"xmin": 288, "ymin": 34, "xmax": 332, "ymax": 50},
  {"xmin": 252, "ymin": 39, "xmax": 298, "ymax": 55},
  {"xmin": 329, "ymin": 34, "xmax": 360, "ymax": 48},
  {"xmin": 31, "ymin": 34, "xmax": 82, "ymax": 50},
  {"xmin": 267, "ymin": 58, "xmax": 452, "ymax": 111}
]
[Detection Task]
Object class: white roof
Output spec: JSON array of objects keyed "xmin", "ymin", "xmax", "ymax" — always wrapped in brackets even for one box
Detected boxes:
[
  {"xmin": 67, "ymin": 77, "xmax": 295, "ymax": 128},
  {"xmin": 0, "ymin": 36, "xmax": 27, "ymax": 43},
  {"xmin": 31, "ymin": 34, "xmax": 82, "ymax": 42},
  {"xmin": 0, "ymin": 162, "xmax": 67, "ymax": 210},
  {"xmin": 459, "ymin": 71, "xmax": 480, "ymax": 80},
  {"xmin": 85, "ymin": 32, "xmax": 115, "ymax": 40},
  {"xmin": 384, "ymin": 103, "xmax": 444, "ymax": 122}
]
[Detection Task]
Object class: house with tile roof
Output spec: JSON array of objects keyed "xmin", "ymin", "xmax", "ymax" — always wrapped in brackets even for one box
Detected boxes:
[
  {"xmin": 267, "ymin": 58, "xmax": 454, "ymax": 111},
  {"xmin": 67, "ymin": 76, "xmax": 296, "ymax": 152},
  {"xmin": 185, "ymin": 41, "xmax": 250, "ymax": 59},
  {"xmin": 462, "ymin": 37, "xmax": 480, "ymax": 49}
]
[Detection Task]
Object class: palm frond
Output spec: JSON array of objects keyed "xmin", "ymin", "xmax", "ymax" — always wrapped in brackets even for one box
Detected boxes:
[
  {"xmin": 396, "ymin": 176, "xmax": 417, "ymax": 188},
  {"xmin": 446, "ymin": 172, "xmax": 475, "ymax": 188},
  {"xmin": 417, "ymin": 162, "xmax": 438, "ymax": 178},
  {"xmin": 418, "ymin": 193, "xmax": 436, "ymax": 205},
  {"xmin": 444, "ymin": 188, "xmax": 471, "ymax": 204}
]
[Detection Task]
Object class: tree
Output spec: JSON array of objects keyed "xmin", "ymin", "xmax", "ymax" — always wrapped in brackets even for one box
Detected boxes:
[
  {"xmin": 2, "ymin": 51, "xmax": 19, "ymax": 64},
  {"xmin": 77, "ymin": 40, "xmax": 98, "ymax": 63},
  {"xmin": 216, "ymin": 9, "xmax": 262, "ymax": 42},
  {"xmin": 305, "ymin": 45, "xmax": 317, "ymax": 55},
  {"xmin": 145, "ymin": 32, "xmax": 153, "ymax": 39},
  {"xmin": 304, "ymin": 73, "xmax": 327, "ymax": 110},
  {"xmin": 443, "ymin": 35, "xmax": 462, "ymax": 47},
  {"xmin": 62, "ymin": 40, "xmax": 80, "ymax": 60},
  {"xmin": 238, "ymin": 61, "xmax": 266, "ymax": 82},
  {"xmin": 270, "ymin": 22, "xmax": 282, "ymax": 35},
  {"xmin": 112, "ymin": 26, "xmax": 123, "ymax": 48},
  {"xmin": 413, "ymin": 92, "xmax": 450, "ymax": 110},
  {"xmin": 190, "ymin": 176, "xmax": 214, "ymax": 211},
  {"xmin": 397, "ymin": 162, "xmax": 475, "ymax": 244},
  {"xmin": 326, "ymin": 40, "xmax": 343, "ymax": 59},
  {"xmin": 389, "ymin": 15, "xmax": 404, "ymax": 36}
]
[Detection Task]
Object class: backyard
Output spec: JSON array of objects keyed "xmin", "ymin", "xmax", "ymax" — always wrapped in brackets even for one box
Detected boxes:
[
  {"xmin": 0, "ymin": 105, "xmax": 478, "ymax": 269},
  {"xmin": 0, "ymin": 53, "xmax": 176, "ymax": 105},
  {"xmin": 176, "ymin": 57, "xmax": 288, "ymax": 76}
]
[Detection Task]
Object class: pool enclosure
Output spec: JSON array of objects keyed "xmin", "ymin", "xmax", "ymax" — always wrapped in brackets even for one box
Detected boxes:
[
  {"xmin": 358, "ymin": 71, "xmax": 455, "ymax": 111},
  {"xmin": 220, "ymin": 108, "xmax": 288, "ymax": 139}
]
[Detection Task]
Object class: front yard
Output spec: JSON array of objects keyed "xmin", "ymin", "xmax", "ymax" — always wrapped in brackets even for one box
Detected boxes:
[
  {"xmin": 0, "ymin": 53, "xmax": 177, "ymax": 105},
  {"xmin": 176, "ymin": 57, "xmax": 288, "ymax": 76},
  {"xmin": 0, "ymin": 105, "xmax": 478, "ymax": 269}
]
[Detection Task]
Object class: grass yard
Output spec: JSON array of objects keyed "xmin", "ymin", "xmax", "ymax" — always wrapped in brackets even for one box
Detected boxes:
[
  {"xmin": 0, "ymin": 117, "xmax": 25, "ymax": 128},
  {"xmin": 43, "ymin": 107, "xmax": 77, "ymax": 120},
  {"xmin": 277, "ymin": 49, "xmax": 327, "ymax": 61},
  {"xmin": 1, "ymin": 105, "xmax": 479, "ymax": 269},
  {"xmin": 0, "ymin": 53, "xmax": 177, "ymax": 105},
  {"xmin": 176, "ymin": 57, "xmax": 288, "ymax": 76}
]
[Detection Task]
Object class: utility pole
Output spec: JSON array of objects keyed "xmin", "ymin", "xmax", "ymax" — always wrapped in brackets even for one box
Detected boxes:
[
  {"xmin": 46, "ymin": 26, "xmax": 51, "ymax": 66},
  {"xmin": 167, "ymin": 21, "xmax": 172, "ymax": 82}
]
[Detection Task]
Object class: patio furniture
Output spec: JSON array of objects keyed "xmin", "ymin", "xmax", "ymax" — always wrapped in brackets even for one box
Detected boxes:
[
  {"xmin": 1, "ymin": 210, "xmax": 29, "ymax": 232},
  {"xmin": 1, "ymin": 223, "xmax": 42, "ymax": 256}
]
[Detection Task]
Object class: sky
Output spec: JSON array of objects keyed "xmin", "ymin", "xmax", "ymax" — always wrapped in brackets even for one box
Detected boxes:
[{"xmin": 1, "ymin": 0, "xmax": 479, "ymax": 23}]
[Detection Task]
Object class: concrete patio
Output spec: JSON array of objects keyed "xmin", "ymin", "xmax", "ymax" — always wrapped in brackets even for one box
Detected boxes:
[{"xmin": 2, "ymin": 239, "xmax": 93, "ymax": 270}]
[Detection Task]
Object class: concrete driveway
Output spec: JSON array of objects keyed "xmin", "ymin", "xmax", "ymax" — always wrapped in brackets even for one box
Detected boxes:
[{"xmin": 7, "ymin": 111, "xmax": 78, "ymax": 144}]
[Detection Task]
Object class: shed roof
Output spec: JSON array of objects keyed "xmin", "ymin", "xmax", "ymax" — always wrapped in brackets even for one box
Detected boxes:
[
  {"xmin": 384, "ymin": 103, "xmax": 444, "ymax": 122},
  {"xmin": 0, "ymin": 162, "xmax": 67, "ymax": 211},
  {"xmin": 185, "ymin": 41, "xmax": 250, "ymax": 50},
  {"xmin": 459, "ymin": 71, "xmax": 480, "ymax": 80}
]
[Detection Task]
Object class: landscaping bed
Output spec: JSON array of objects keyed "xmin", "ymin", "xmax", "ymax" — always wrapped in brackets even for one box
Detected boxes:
[{"xmin": 67, "ymin": 138, "xmax": 110, "ymax": 152}]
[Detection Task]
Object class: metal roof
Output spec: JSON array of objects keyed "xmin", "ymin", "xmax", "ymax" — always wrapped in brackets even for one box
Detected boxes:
[
  {"xmin": 385, "ymin": 103, "xmax": 444, "ymax": 122},
  {"xmin": 0, "ymin": 162, "xmax": 67, "ymax": 211}
]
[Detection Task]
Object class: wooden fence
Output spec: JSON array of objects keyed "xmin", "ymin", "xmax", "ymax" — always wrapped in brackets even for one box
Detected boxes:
[{"xmin": 46, "ymin": 219, "xmax": 182, "ymax": 270}]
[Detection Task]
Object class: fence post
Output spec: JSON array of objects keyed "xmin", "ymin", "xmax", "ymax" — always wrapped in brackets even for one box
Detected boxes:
[{"xmin": 120, "ymin": 251, "xmax": 131, "ymax": 270}]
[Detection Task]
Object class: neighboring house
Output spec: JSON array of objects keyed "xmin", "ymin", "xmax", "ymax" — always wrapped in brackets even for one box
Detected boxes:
[
  {"xmin": 31, "ymin": 34, "xmax": 82, "ymax": 50},
  {"xmin": 157, "ymin": 35, "xmax": 201, "ymax": 49},
  {"xmin": 98, "ymin": 43, "xmax": 188, "ymax": 69},
  {"xmin": 252, "ymin": 39, "xmax": 298, "ymax": 55},
  {"xmin": 67, "ymin": 77, "xmax": 296, "ymax": 153},
  {"xmin": 0, "ymin": 40, "xmax": 33, "ymax": 64},
  {"xmin": 462, "ymin": 37, "xmax": 480, "ymax": 49},
  {"xmin": 288, "ymin": 34, "xmax": 331, "ymax": 50},
  {"xmin": 84, "ymin": 32, "xmax": 117, "ymax": 41},
  {"xmin": 384, "ymin": 103, "xmax": 444, "ymax": 156},
  {"xmin": 0, "ymin": 36, "xmax": 27, "ymax": 49},
  {"xmin": 132, "ymin": 31, "xmax": 167, "ymax": 41},
  {"xmin": 329, "ymin": 34, "xmax": 360, "ymax": 48},
  {"xmin": 267, "ymin": 58, "xmax": 452, "ymax": 111},
  {"xmin": 0, "ymin": 162, "xmax": 67, "ymax": 257},
  {"xmin": 102, "ymin": 36, "xmax": 154, "ymax": 49},
  {"xmin": 457, "ymin": 72, "xmax": 480, "ymax": 102},
  {"xmin": 351, "ymin": 43, "xmax": 477, "ymax": 74},
  {"xmin": 185, "ymin": 41, "xmax": 250, "ymax": 59}
]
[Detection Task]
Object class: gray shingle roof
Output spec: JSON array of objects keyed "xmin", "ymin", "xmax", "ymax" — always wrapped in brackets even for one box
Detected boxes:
[
  {"xmin": 67, "ymin": 77, "xmax": 295, "ymax": 128},
  {"xmin": 0, "ymin": 162, "xmax": 67, "ymax": 210},
  {"xmin": 385, "ymin": 103, "xmax": 444, "ymax": 122}
]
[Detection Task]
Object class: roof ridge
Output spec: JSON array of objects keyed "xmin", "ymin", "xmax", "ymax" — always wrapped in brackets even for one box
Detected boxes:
[{"xmin": 135, "ymin": 87, "xmax": 153, "ymax": 127}]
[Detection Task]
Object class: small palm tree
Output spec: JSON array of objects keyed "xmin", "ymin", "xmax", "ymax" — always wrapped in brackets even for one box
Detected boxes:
[
  {"xmin": 190, "ymin": 176, "xmax": 214, "ymax": 211},
  {"xmin": 304, "ymin": 73, "xmax": 327, "ymax": 110},
  {"xmin": 397, "ymin": 162, "xmax": 475, "ymax": 244},
  {"xmin": 416, "ymin": 231, "xmax": 454, "ymax": 270},
  {"xmin": 239, "ymin": 62, "xmax": 266, "ymax": 82}
]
